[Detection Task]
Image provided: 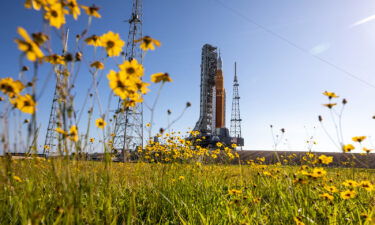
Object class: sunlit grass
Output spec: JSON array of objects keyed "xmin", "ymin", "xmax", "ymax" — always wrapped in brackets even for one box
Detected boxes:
[{"xmin": 1, "ymin": 158, "xmax": 374, "ymax": 224}]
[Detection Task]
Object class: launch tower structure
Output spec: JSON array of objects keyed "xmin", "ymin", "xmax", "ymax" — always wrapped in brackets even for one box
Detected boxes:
[
  {"xmin": 112, "ymin": 0, "xmax": 143, "ymax": 159},
  {"xmin": 193, "ymin": 44, "xmax": 218, "ymax": 135},
  {"xmin": 193, "ymin": 44, "xmax": 233, "ymax": 147},
  {"xmin": 230, "ymin": 62, "xmax": 244, "ymax": 147}
]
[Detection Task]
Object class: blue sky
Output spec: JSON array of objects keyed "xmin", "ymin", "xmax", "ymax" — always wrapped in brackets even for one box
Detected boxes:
[{"xmin": 1, "ymin": 0, "xmax": 375, "ymax": 153}]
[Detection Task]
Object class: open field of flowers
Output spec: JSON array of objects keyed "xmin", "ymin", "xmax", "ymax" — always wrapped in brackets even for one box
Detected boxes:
[
  {"xmin": 1, "ymin": 1, "xmax": 375, "ymax": 224},
  {"xmin": 1, "ymin": 157, "xmax": 374, "ymax": 224}
]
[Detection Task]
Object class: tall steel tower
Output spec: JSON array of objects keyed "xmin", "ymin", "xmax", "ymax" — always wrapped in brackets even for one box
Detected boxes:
[
  {"xmin": 230, "ymin": 62, "xmax": 244, "ymax": 147},
  {"xmin": 193, "ymin": 44, "xmax": 218, "ymax": 135},
  {"xmin": 44, "ymin": 84, "xmax": 60, "ymax": 154},
  {"xmin": 112, "ymin": 0, "xmax": 143, "ymax": 158},
  {"xmin": 44, "ymin": 30, "xmax": 70, "ymax": 155}
]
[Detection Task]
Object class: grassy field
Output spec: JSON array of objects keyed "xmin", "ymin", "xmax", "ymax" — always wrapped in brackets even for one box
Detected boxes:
[
  {"xmin": 238, "ymin": 151, "xmax": 375, "ymax": 168},
  {"xmin": 1, "ymin": 157, "xmax": 374, "ymax": 224}
]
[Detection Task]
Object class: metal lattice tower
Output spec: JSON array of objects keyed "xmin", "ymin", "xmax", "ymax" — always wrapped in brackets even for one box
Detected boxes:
[
  {"xmin": 44, "ymin": 84, "xmax": 60, "ymax": 154},
  {"xmin": 194, "ymin": 44, "xmax": 218, "ymax": 135},
  {"xmin": 230, "ymin": 62, "xmax": 242, "ymax": 139},
  {"xmin": 112, "ymin": 0, "xmax": 143, "ymax": 158},
  {"xmin": 44, "ymin": 30, "xmax": 69, "ymax": 155}
]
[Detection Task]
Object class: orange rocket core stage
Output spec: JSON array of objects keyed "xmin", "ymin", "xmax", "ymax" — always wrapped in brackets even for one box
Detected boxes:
[{"xmin": 215, "ymin": 68, "xmax": 226, "ymax": 128}]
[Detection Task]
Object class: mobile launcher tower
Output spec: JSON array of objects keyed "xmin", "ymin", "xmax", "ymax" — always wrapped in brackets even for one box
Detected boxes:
[{"xmin": 193, "ymin": 44, "xmax": 244, "ymax": 148}]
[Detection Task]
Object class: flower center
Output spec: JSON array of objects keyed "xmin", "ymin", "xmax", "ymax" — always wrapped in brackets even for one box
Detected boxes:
[
  {"xmin": 2, "ymin": 84, "xmax": 14, "ymax": 93},
  {"xmin": 51, "ymin": 10, "xmax": 58, "ymax": 18},
  {"xmin": 107, "ymin": 41, "xmax": 115, "ymax": 48},
  {"xmin": 126, "ymin": 67, "xmax": 135, "ymax": 74},
  {"xmin": 24, "ymin": 100, "xmax": 31, "ymax": 107},
  {"xmin": 144, "ymin": 38, "xmax": 151, "ymax": 46},
  {"xmin": 116, "ymin": 80, "xmax": 125, "ymax": 88}
]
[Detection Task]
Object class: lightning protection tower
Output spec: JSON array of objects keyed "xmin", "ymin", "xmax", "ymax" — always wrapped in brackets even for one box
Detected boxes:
[
  {"xmin": 112, "ymin": 0, "xmax": 143, "ymax": 160},
  {"xmin": 230, "ymin": 62, "xmax": 244, "ymax": 147}
]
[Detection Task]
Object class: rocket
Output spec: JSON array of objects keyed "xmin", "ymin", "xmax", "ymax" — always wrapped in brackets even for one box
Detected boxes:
[{"xmin": 215, "ymin": 54, "xmax": 226, "ymax": 128}]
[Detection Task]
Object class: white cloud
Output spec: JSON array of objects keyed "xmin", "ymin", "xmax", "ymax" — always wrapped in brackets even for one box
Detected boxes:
[
  {"xmin": 309, "ymin": 43, "xmax": 331, "ymax": 55},
  {"xmin": 350, "ymin": 14, "xmax": 375, "ymax": 28}
]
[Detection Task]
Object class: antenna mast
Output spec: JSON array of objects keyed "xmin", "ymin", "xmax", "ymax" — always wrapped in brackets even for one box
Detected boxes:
[{"xmin": 112, "ymin": 0, "xmax": 143, "ymax": 161}]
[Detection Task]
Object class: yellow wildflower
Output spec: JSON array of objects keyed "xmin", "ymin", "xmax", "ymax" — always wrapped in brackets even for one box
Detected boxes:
[
  {"xmin": 44, "ymin": 2, "xmax": 68, "ymax": 29},
  {"xmin": 324, "ymin": 185, "xmax": 338, "ymax": 193},
  {"xmin": 340, "ymin": 190, "xmax": 356, "ymax": 199},
  {"xmin": 95, "ymin": 118, "xmax": 106, "ymax": 129},
  {"xmin": 68, "ymin": 125, "xmax": 78, "ymax": 142},
  {"xmin": 119, "ymin": 59, "xmax": 144, "ymax": 77},
  {"xmin": 293, "ymin": 217, "xmax": 305, "ymax": 225},
  {"xmin": 342, "ymin": 144, "xmax": 355, "ymax": 152},
  {"xmin": 24, "ymin": 0, "xmax": 45, "ymax": 10},
  {"xmin": 81, "ymin": 5, "xmax": 101, "ymax": 18},
  {"xmin": 32, "ymin": 32, "xmax": 49, "ymax": 46},
  {"xmin": 134, "ymin": 36, "xmax": 161, "ymax": 51},
  {"xmin": 320, "ymin": 193, "xmax": 334, "ymax": 201},
  {"xmin": 100, "ymin": 31, "xmax": 125, "ymax": 57},
  {"xmin": 352, "ymin": 136, "xmax": 366, "ymax": 143},
  {"xmin": 90, "ymin": 61, "xmax": 104, "ymax": 70},
  {"xmin": 85, "ymin": 35, "xmax": 101, "ymax": 47},
  {"xmin": 257, "ymin": 157, "xmax": 265, "ymax": 162},
  {"xmin": 228, "ymin": 189, "xmax": 242, "ymax": 195},
  {"xmin": 44, "ymin": 54, "xmax": 66, "ymax": 65},
  {"xmin": 311, "ymin": 167, "xmax": 326, "ymax": 178},
  {"xmin": 66, "ymin": 0, "xmax": 80, "ymax": 20},
  {"xmin": 150, "ymin": 72, "xmax": 172, "ymax": 83},
  {"xmin": 107, "ymin": 70, "xmax": 129, "ymax": 100},
  {"xmin": 0, "ymin": 77, "xmax": 24, "ymax": 98},
  {"xmin": 12, "ymin": 94, "xmax": 36, "ymax": 114},
  {"xmin": 323, "ymin": 91, "xmax": 339, "ymax": 99},
  {"xmin": 138, "ymin": 82, "xmax": 150, "ymax": 95},
  {"xmin": 360, "ymin": 181, "xmax": 373, "ymax": 192},
  {"xmin": 253, "ymin": 198, "xmax": 261, "ymax": 204},
  {"xmin": 360, "ymin": 213, "xmax": 373, "ymax": 223},
  {"xmin": 89, "ymin": 138, "xmax": 95, "ymax": 143},
  {"xmin": 318, "ymin": 155, "xmax": 333, "ymax": 165},
  {"xmin": 323, "ymin": 103, "xmax": 337, "ymax": 109},
  {"xmin": 55, "ymin": 127, "xmax": 67, "ymax": 135},
  {"xmin": 13, "ymin": 175, "xmax": 22, "ymax": 182},
  {"xmin": 263, "ymin": 171, "xmax": 272, "ymax": 176},
  {"xmin": 15, "ymin": 27, "xmax": 44, "ymax": 61},
  {"xmin": 342, "ymin": 180, "xmax": 358, "ymax": 188},
  {"xmin": 362, "ymin": 147, "xmax": 373, "ymax": 153},
  {"xmin": 123, "ymin": 95, "xmax": 143, "ymax": 108}
]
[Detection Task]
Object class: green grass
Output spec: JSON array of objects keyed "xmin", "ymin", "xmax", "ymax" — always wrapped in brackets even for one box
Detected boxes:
[{"xmin": 1, "ymin": 158, "xmax": 374, "ymax": 224}]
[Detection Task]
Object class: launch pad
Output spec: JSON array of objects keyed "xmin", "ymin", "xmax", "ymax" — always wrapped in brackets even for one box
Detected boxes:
[{"xmin": 193, "ymin": 44, "xmax": 244, "ymax": 148}]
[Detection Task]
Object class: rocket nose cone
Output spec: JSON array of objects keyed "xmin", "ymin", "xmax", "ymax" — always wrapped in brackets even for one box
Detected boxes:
[{"xmin": 217, "ymin": 56, "xmax": 222, "ymax": 70}]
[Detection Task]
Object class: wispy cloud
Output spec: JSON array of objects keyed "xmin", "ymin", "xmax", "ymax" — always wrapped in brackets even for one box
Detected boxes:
[
  {"xmin": 309, "ymin": 43, "xmax": 331, "ymax": 55},
  {"xmin": 350, "ymin": 14, "xmax": 375, "ymax": 28}
]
